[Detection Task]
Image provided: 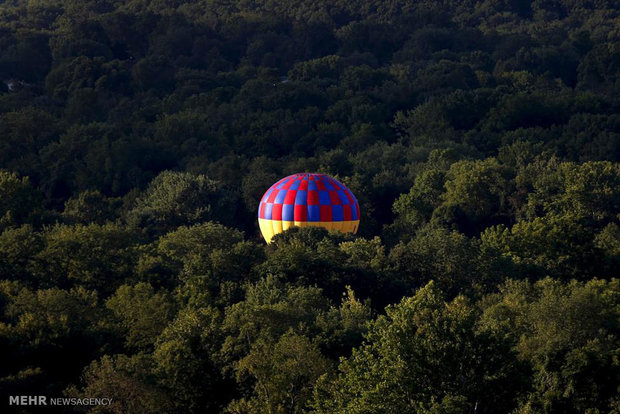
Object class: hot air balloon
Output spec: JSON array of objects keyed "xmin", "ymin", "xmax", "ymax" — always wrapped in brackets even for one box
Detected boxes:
[{"xmin": 257, "ymin": 173, "xmax": 360, "ymax": 243}]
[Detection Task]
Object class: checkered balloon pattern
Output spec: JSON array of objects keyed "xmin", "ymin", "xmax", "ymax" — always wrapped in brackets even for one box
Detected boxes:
[{"xmin": 257, "ymin": 173, "xmax": 360, "ymax": 243}]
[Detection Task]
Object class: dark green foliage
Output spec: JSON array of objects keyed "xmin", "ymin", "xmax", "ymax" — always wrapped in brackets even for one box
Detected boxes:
[
  {"xmin": 34, "ymin": 223, "xmax": 141, "ymax": 292},
  {"xmin": 62, "ymin": 189, "xmax": 121, "ymax": 225},
  {"xmin": 0, "ymin": 0, "xmax": 618, "ymax": 412},
  {"xmin": 480, "ymin": 278, "xmax": 620, "ymax": 413},
  {"xmin": 313, "ymin": 282, "xmax": 525, "ymax": 413},
  {"xmin": 66, "ymin": 353, "xmax": 172, "ymax": 414},
  {"xmin": 126, "ymin": 171, "xmax": 242, "ymax": 233},
  {"xmin": 0, "ymin": 171, "xmax": 43, "ymax": 231},
  {"xmin": 153, "ymin": 306, "xmax": 231, "ymax": 413},
  {"xmin": 106, "ymin": 283, "xmax": 176, "ymax": 350}
]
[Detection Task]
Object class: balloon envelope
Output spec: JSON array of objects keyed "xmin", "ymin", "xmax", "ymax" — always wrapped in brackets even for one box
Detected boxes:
[{"xmin": 258, "ymin": 173, "xmax": 360, "ymax": 243}]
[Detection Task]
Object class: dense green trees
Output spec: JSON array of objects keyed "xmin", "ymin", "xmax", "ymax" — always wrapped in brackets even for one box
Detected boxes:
[
  {"xmin": 126, "ymin": 171, "xmax": 241, "ymax": 231},
  {"xmin": 0, "ymin": 0, "xmax": 618, "ymax": 412},
  {"xmin": 480, "ymin": 278, "xmax": 620, "ymax": 413},
  {"xmin": 313, "ymin": 282, "xmax": 523, "ymax": 413},
  {"xmin": 315, "ymin": 278, "xmax": 620, "ymax": 413},
  {"xmin": 0, "ymin": 171, "xmax": 42, "ymax": 231}
]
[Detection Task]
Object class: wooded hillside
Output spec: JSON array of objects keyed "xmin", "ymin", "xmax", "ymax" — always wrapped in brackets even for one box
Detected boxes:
[{"xmin": 0, "ymin": 0, "xmax": 618, "ymax": 412}]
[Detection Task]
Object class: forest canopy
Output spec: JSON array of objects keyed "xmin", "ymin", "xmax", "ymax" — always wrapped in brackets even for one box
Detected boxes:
[{"xmin": 0, "ymin": 0, "xmax": 619, "ymax": 413}]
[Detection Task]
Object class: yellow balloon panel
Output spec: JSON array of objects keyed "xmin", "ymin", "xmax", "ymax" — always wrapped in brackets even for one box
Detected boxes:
[{"xmin": 258, "ymin": 219, "xmax": 360, "ymax": 243}]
